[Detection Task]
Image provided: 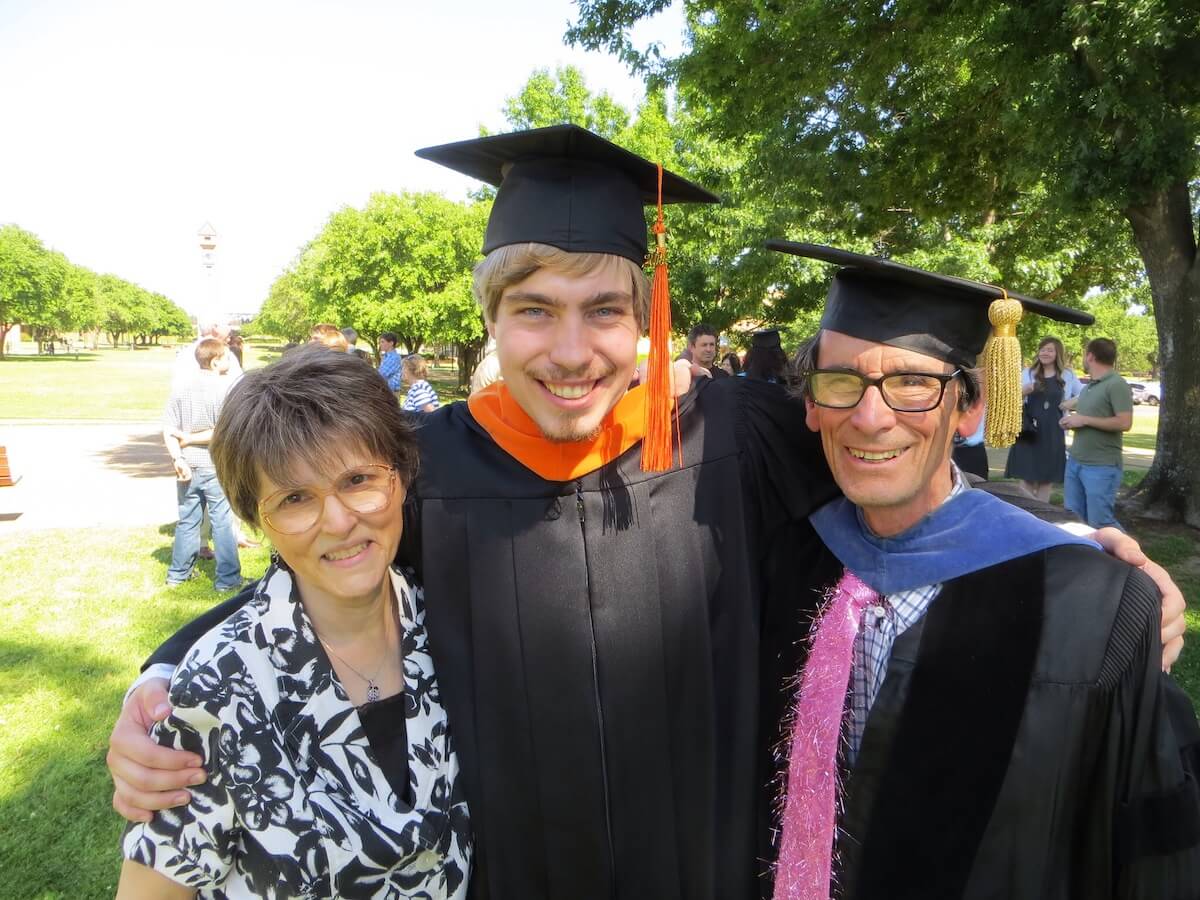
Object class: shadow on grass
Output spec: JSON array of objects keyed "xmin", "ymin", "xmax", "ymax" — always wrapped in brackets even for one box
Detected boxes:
[
  {"xmin": 0, "ymin": 636, "xmax": 128, "ymax": 898},
  {"xmin": 94, "ymin": 432, "xmax": 175, "ymax": 479}
]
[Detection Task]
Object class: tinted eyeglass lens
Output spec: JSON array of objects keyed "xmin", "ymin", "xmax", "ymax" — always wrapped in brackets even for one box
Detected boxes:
[
  {"xmin": 811, "ymin": 371, "xmax": 869, "ymax": 407},
  {"xmin": 263, "ymin": 466, "xmax": 394, "ymax": 533},
  {"xmin": 880, "ymin": 374, "xmax": 948, "ymax": 411},
  {"xmin": 809, "ymin": 371, "xmax": 951, "ymax": 412}
]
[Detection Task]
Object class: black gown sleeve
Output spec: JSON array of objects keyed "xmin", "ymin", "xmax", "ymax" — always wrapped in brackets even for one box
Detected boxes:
[
  {"xmin": 1107, "ymin": 568, "xmax": 1200, "ymax": 895},
  {"xmin": 732, "ymin": 377, "xmax": 838, "ymax": 534}
]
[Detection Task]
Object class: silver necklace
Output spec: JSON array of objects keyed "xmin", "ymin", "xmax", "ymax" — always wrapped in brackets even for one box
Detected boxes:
[{"xmin": 315, "ymin": 597, "xmax": 399, "ymax": 704}]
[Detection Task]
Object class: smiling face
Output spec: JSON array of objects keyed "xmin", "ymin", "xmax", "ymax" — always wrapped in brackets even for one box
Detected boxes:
[
  {"xmin": 805, "ymin": 330, "xmax": 983, "ymax": 536},
  {"xmin": 1037, "ymin": 340, "xmax": 1060, "ymax": 370},
  {"xmin": 258, "ymin": 446, "xmax": 405, "ymax": 609},
  {"xmin": 488, "ymin": 257, "xmax": 640, "ymax": 442}
]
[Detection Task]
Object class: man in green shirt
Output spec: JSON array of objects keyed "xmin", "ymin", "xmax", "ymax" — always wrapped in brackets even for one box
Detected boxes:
[{"xmin": 1059, "ymin": 337, "xmax": 1134, "ymax": 529}]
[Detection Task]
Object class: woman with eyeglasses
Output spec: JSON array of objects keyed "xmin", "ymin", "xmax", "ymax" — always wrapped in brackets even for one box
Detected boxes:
[{"xmin": 117, "ymin": 345, "xmax": 470, "ymax": 899}]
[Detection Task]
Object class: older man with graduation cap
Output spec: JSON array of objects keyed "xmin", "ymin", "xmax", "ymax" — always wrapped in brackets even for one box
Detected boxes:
[
  {"xmin": 761, "ymin": 242, "xmax": 1200, "ymax": 900},
  {"xmin": 106, "ymin": 131, "xmax": 1186, "ymax": 900}
]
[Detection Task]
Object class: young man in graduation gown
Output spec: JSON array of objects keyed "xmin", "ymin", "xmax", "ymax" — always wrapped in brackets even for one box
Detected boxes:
[
  {"xmin": 760, "ymin": 243, "xmax": 1200, "ymax": 899},
  {"xmin": 105, "ymin": 131, "xmax": 1186, "ymax": 900}
]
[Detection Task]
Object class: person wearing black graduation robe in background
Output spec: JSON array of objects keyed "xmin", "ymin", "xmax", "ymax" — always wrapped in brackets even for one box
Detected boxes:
[
  {"xmin": 105, "ymin": 129, "xmax": 1187, "ymax": 900},
  {"xmin": 759, "ymin": 242, "xmax": 1200, "ymax": 899}
]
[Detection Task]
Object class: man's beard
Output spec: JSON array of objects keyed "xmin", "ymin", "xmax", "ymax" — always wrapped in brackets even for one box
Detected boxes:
[
  {"xmin": 526, "ymin": 363, "xmax": 616, "ymax": 444},
  {"xmin": 542, "ymin": 419, "xmax": 603, "ymax": 444}
]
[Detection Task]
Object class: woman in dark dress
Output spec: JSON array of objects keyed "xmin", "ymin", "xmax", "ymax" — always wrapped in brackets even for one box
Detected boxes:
[{"xmin": 1004, "ymin": 336, "xmax": 1083, "ymax": 501}]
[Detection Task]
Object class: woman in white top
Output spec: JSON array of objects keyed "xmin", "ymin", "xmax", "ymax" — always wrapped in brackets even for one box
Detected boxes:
[{"xmin": 117, "ymin": 345, "xmax": 470, "ymax": 899}]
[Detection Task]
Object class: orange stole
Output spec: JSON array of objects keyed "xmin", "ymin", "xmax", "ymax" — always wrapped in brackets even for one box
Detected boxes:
[{"xmin": 467, "ymin": 382, "xmax": 652, "ymax": 482}]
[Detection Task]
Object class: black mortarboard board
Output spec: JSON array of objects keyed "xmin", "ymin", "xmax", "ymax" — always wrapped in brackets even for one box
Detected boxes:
[
  {"xmin": 765, "ymin": 241, "xmax": 1092, "ymax": 367},
  {"xmin": 416, "ymin": 124, "xmax": 720, "ymax": 263},
  {"xmin": 751, "ymin": 328, "xmax": 782, "ymax": 350}
]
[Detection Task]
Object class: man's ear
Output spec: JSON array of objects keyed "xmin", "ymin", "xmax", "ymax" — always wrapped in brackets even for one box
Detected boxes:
[
  {"xmin": 804, "ymin": 395, "xmax": 821, "ymax": 433},
  {"xmin": 957, "ymin": 395, "xmax": 986, "ymax": 437}
]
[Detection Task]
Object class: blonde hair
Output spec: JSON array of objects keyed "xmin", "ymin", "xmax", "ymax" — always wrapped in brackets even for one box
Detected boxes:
[
  {"xmin": 472, "ymin": 243, "xmax": 650, "ymax": 330},
  {"xmin": 402, "ymin": 353, "xmax": 428, "ymax": 380},
  {"xmin": 309, "ymin": 323, "xmax": 349, "ymax": 352}
]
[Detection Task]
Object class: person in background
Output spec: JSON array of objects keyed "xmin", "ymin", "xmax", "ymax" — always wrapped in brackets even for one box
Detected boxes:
[
  {"xmin": 679, "ymin": 323, "xmax": 729, "ymax": 377},
  {"xmin": 309, "ymin": 323, "xmax": 350, "ymax": 352},
  {"xmin": 377, "ymin": 331, "xmax": 403, "ymax": 392},
  {"xmin": 741, "ymin": 328, "xmax": 790, "ymax": 384},
  {"xmin": 171, "ymin": 321, "xmax": 243, "ymax": 391},
  {"xmin": 162, "ymin": 338, "xmax": 242, "ymax": 594},
  {"xmin": 400, "ymin": 354, "xmax": 439, "ymax": 413},
  {"xmin": 470, "ymin": 341, "xmax": 503, "ymax": 395},
  {"xmin": 1060, "ymin": 337, "xmax": 1134, "ymax": 530},
  {"xmin": 341, "ymin": 326, "xmax": 373, "ymax": 363},
  {"xmin": 1004, "ymin": 336, "xmax": 1083, "ymax": 501},
  {"xmin": 118, "ymin": 346, "xmax": 470, "ymax": 898},
  {"xmin": 720, "ymin": 351, "xmax": 742, "ymax": 376},
  {"xmin": 952, "ymin": 409, "xmax": 989, "ymax": 479},
  {"xmin": 225, "ymin": 331, "xmax": 244, "ymax": 369}
]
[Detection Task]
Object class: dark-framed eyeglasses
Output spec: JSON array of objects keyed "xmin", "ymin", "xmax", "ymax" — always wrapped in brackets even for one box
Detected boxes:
[
  {"xmin": 258, "ymin": 464, "xmax": 398, "ymax": 534},
  {"xmin": 805, "ymin": 368, "xmax": 963, "ymax": 413}
]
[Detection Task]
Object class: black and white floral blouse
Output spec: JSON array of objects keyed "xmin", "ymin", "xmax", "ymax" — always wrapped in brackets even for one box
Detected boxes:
[{"xmin": 123, "ymin": 564, "xmax": 471, "ymax": 898}]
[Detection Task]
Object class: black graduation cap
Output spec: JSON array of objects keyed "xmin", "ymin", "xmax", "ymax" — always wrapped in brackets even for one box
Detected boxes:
[
  {"xmin": 766, "ymin": 241, "xmax": 1095, "ymax": 447},
  {"xmin": 750, "ymin": 328, "xmax": 782, "ymax": 350},
  {"xmin": 416, "ymin": 124, "xmax": 720, "ymax": 263},
  {"xmin": 765, "ymin": 241, "xmax": 1093, "ymax": 367}
]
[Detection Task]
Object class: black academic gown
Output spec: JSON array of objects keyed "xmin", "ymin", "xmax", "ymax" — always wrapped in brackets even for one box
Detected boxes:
[
  {"xmin": 759, "ymin": 531, "xmax": 1200, "ymax": 899},
  {"xmin": 147, "ymin": 376, "xmax": 836, "ymax": 900}
]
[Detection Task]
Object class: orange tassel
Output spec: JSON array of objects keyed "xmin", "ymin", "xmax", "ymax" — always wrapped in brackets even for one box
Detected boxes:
[{"xmin": 641, "ymin": 163, "xmax": 681, "ymax": 472}]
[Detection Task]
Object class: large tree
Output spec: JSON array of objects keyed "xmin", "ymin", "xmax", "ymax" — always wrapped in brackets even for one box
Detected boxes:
[
  {"xmin": 569, "ymin": 0, "xmax": 1200, "ymax": 524},
  {"xmin": 0, "ymin": 225, "xmax": 65, "ymax": 357},
  {"xmin": 299, "ymin": 192, "xmax": 487, "ymax": 356}
]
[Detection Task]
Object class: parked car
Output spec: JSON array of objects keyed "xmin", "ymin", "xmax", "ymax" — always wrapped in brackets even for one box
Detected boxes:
[{"xmin": 1133, "ymin": 381, "xmax": 1162, "ymax": 406}]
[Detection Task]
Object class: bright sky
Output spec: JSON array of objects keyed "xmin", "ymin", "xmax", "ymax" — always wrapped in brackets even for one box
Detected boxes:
[{"xmin": 0, "ymin": 0, "xmax": 682, "ymax": 319}]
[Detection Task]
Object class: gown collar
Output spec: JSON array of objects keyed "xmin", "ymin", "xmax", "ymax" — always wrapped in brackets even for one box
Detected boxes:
[{"xmin": 467, "ymin": 381, "xmax": 651, "ymax": 482}]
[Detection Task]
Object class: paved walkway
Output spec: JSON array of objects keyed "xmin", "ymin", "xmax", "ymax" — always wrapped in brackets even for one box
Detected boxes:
[
  {"xmin": 0, "ymin": 421, "xmax": 178, "ymax": 533},
  {"xmin": 0, "ymin": 420, "xmax": 1157, "ymax": 536}
]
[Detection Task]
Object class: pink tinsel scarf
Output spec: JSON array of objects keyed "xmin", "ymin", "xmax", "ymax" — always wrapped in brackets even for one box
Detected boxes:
[{"xmin": 773, "ymin": 569, "xmax": 877, "ymax": 900}]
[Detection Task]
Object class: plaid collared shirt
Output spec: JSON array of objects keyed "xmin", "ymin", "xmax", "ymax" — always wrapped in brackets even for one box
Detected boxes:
[{"xmin": 846, "ymin": 465, "xmax": 969, "ymax": 763}]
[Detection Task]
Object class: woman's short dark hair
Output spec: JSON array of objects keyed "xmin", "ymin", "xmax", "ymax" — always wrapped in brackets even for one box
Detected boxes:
[
  {"xmin": 793, "ymin": 329, "xmax": 981, "ymax": 412},
  {"xmin": 211, "ymin": 344, "xmax": 419, "ymax": 527}
]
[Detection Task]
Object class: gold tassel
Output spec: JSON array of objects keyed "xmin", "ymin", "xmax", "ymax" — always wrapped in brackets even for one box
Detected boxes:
[
  {"xmin": 982, "ymin": 292, "xmax": 1024, "ymax": 448},
  {"xmin": 641, "ymin": 163, "xmax": 681, "ymax": 472}
]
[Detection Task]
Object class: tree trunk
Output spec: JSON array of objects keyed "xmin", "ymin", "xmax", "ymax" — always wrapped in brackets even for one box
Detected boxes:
[
  {"xmin": 0, "ymin": 323, "xmax": 10, "ymax": 358},
  {"xmin": 1122, "ymin": 179, "xmax": 1200, "ymax": 526},
  {"xmin": 397, "ymin": 333, "xmax": 426, "ymax": 355},
  {"xmin": 456, "ymin": 339, "xmax": 485, "ymax": 390}
]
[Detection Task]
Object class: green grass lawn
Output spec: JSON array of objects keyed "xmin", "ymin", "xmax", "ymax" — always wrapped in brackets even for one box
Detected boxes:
[
  {"xmin": 0, "ymin": 526, "xmax": 271, "ymax": 899},
  {"xmin": 0, "ymin": 340, "xmax": 469, "ymax": 421}
]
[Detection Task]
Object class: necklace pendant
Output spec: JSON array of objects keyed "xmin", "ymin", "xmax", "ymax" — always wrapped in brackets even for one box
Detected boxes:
[{"xmin": 366, "ymin": 681, "xmax": 380, "ymax": 704}]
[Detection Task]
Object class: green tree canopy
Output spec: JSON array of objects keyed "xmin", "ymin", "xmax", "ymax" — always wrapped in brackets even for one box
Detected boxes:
[
  {"xmin": 0, "ymin": 225, "xmax": 65, "ymax": 356},
  {"xmin": 569, "ymin": 0, "xmax": 1200, "ymax": 523}
]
